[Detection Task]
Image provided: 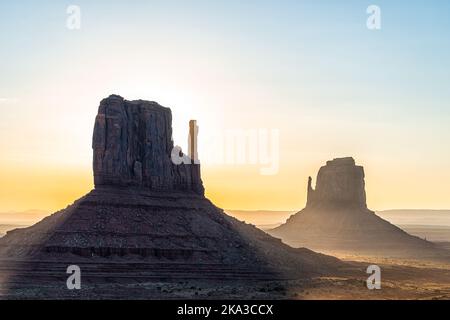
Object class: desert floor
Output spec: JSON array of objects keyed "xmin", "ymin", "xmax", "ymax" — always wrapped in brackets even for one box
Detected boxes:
[{"xmin": 1, "ymin": 257, "xmax": 449, "ymax": 300}]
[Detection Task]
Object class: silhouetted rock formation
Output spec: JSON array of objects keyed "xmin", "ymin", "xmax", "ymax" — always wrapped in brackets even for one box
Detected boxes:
[
  {"xmin": 269, "ymin": 157, "xmax": 446, "ymax": 259},
  {"xmin": 0, "ymin": 96, "xmax": 343, "ymax": 298},
  {"xmin": 307, "ymin": 157, "xmax": 366, "ymax": 209},
  {"xmin": 93, "ymin": 95, "xmax": 203, "ymax": 194}
]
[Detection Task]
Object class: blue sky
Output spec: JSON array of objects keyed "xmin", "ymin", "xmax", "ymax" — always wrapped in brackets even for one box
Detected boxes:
[
  {"xmin": 1, "ymin": 0, "xmax": 450, "ymax": 211},
  {"xmin": 2, "ymin": 0, "xmax": 450, "ymax": 117}
]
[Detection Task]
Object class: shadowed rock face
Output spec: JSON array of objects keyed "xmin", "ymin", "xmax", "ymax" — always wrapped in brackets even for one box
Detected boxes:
[
  {"xmin": 93, "ymin": 95, "xmax": 203, "ymax": 195},
  {"xmin": 307, "ymin": 157, "xmax": 366, "ymax": 209},
  {"xmin": 0, "ymin": 95, "xmax": 344, "ymax": 298},
  {"xmin": 270, "ymin": 157, "xmax": 445, "ymax": 259}
]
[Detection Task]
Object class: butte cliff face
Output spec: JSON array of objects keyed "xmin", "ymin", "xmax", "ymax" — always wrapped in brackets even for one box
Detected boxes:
[
  {"xmin": 307, "ymin": 157, "xmax": 366, "ymax": 209},
  {"xmin": 93, "ymin": 95, "xmax": 203, "ymax": 194},
  {"xmin": 269, "ymin": 157, "xmax": 443, "ymax": 258},
  {"xmin": 0, "ymin": 95, "xmax": 343, "ymax": 298}
]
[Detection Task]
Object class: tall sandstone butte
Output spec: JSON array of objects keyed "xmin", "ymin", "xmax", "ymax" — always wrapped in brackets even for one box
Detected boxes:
[
  {"xmin": 0, "ymin": 95, "xmax": 343, "ymax": 298},
  {"xmin": 93, "ymin": 95, "xmax": 203, "ymax": 194},
  {"xmin": 306, "ymin": 157, "xmax": 366, "ymax": 208},
  {"xmin": 269, "ymin": 157, "xmax": 443, "ymax": 258}
]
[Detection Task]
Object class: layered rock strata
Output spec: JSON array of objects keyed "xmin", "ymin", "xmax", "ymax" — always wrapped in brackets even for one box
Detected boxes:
[
  {"xmin": 93, "ymin": 95, "xmax": 203, "ymax": 194},
  {"xmin": 0, "ymin": 96, "xmax": 344, "ymax": 298}
]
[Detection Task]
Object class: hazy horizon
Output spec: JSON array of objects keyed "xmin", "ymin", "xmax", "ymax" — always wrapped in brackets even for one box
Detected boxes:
[
  {"xmin": 2, "ymin": 208, "xmax": 450, "ymax": 226},
  {"xmin": 3, "ymin": 208, "xmax": 450, "ymax": 242}
]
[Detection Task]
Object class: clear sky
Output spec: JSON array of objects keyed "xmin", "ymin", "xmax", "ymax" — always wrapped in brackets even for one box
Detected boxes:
[{"xmin": 1, "ymin": 0, "xmax": 450, "ymax": 212}]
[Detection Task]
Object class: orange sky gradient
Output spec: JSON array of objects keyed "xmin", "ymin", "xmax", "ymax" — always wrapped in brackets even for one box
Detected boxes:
[{"xmin": 2, "ymin": 154, "xmax": 450, "ymax": 214}]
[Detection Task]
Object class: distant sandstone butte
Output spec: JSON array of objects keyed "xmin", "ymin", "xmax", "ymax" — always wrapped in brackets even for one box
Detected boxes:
[
  {"xmin": 0, "ymin": 96, "xmax": 343, "ymax": 298},
  {"xmin": 93, "ymin": 95, "xmax": 203, "ymax": 194},
  {"xmin": 269, "ymin": 157, "xmax": 445, "ymax": 259},
  {"xmin": 307, "ymin": 157, "xmax": 366, "ymax": 209}
]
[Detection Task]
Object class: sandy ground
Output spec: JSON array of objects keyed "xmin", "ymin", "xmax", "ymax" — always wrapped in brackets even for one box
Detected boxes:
[
  {"xmin": 297, "ymin": 253, "xmax": 450, "ymax": 300},
  {"xmin": 2, "ymin": 257, "xmax": 449, "ymax": 300}
]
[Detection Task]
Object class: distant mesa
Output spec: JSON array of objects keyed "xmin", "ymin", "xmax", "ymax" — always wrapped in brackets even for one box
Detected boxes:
[
  {"xmin": 0, "ymin": 95, "xmax": 343, "ymax": 298},
  {"xmin": 269, "ymin": 157, "xmax": 447, "ymax": 259}
]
